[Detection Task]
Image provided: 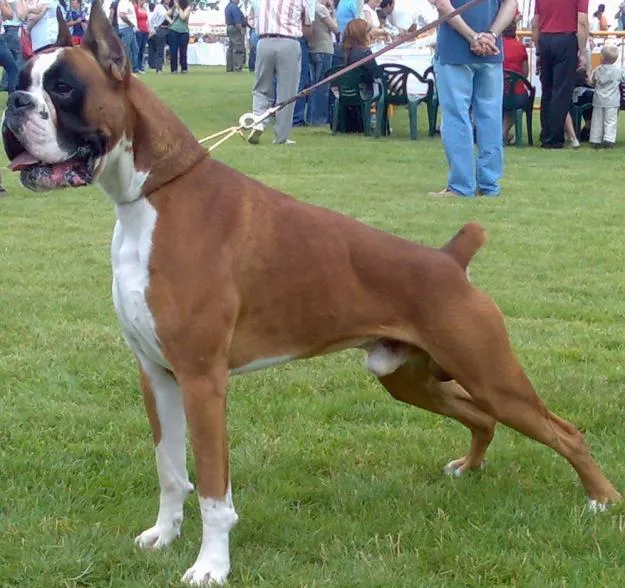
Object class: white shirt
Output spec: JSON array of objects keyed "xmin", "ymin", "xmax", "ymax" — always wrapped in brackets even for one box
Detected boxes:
[
  {"xmin": 592, "ymin": 62, "xmax": 625, "ymax": 107},
  {"xmin": 117, "ymin": 0, "xmax": 137, "ymax": 30},
  {"xmin": 257, "ymin": 0, "xmax": 311, "ymax": 38},
  {"xmin": 149, "ymin": 3, "xmax": 167, "ymax": 29},
  {"xmin": 363, "ymin": 3, "xmax": 379, "ymax": 28},
  {"xmin": 30, "ymin": 0, "xmax": 60, "ymax": 52},
  {"xmin": 388, "ymin": 0, "xmax": 436, "ymax": 31}
]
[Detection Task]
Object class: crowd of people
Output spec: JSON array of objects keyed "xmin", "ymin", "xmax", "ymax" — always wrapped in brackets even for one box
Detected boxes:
[{"xmin": 0, "ymin": 0, "xmax": 192, "ymax": 88}]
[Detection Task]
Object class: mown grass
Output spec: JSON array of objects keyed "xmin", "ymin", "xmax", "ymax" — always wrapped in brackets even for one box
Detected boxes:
[{"xmin": 2, "ymin": 67, "xmax": 625, "ymax": 587}]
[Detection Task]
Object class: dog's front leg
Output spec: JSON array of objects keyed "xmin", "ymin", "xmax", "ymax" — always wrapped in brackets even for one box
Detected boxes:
[
  {"xmin": 179, "ymin": 366, "xmax": 239, "ymax": 586},
  {"xmin": 135, "ymin": 355, "xmax": 194, "ymax": 550}
]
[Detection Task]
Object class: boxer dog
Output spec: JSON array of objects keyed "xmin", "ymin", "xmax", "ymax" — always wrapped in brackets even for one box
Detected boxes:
[{"xmin": 2, "ymin": 2, "xmax": 620, "ymax": 584}]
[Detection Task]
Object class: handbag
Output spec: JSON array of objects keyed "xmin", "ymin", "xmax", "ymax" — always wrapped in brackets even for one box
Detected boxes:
[{"xmin": 20, "ymin": 26, "xmax": 33, "ymax": 59}]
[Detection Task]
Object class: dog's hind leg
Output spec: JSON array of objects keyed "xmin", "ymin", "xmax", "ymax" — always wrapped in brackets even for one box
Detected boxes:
[
  {"xmin": 378, "ymin": 358, "xmax": 497, "ymax": 476},
  {"xmin": 135, "ymin": 355, "xmax": 194, "ymax": 550},
  {"xmin": 431, "ymin": 292, "xmax": 621, "ymax": 508}
]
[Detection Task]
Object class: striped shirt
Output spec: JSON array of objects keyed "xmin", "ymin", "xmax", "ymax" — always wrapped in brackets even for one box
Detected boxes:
[{"xmin": 257, "ymin": 0, "xmax": 312, "ymax": 38}]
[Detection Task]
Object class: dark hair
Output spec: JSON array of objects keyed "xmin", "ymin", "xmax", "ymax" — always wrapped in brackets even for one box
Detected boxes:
[
  {"xmin": 379, "ymin": 0, "xmax": 393, "ymax": 8},
  {"xmin": 594, "ymin": 3, "xmax": 605, "ymax": 18},
  {"xmin": 342, "ymin": 18, "xmax": 369, "ymax": 64},
  {"xmin": 178, "ymin": 0, "xmax": 189, "ymax": 9},
  {"xmin": 376, "ymin": 8, "xmax": 386, "ymax": 20}
]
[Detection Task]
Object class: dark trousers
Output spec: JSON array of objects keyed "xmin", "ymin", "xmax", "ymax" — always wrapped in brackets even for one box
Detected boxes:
[
  {"xmin": 226, "ymin": 25, "xmax": 246, "ymax": 71},
  {"xmin": 538, "ymin": 32, "xmax": 578, "ymax": 147},
  {"xmin": 169, "ymin": 30, "xmax": 189, "ymax": 72},
  {"xmin": 148, "ymin": 27, "xmax": 168, "ymax": 71}
]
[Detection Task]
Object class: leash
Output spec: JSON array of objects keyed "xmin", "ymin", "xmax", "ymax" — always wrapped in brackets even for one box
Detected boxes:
[{"xmin": 199, "ymin": 0, "xmax": 486, "ymax": 151}]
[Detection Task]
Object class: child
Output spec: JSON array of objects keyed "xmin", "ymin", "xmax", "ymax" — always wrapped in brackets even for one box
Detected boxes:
[{"xmin": 589, "ymin": 44, "xmax": 625, "ymax": 148}]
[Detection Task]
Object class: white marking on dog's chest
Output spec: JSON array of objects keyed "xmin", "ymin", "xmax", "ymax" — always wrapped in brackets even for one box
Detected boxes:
[{"xmin": 111, "ymin": 198, "xmax": 169, "ymax": 368}]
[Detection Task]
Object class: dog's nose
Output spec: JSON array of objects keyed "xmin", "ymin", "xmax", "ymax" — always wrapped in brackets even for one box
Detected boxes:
[{"xmin": 7, "ymin": 91, "xmax": 36, "ymax": 112}]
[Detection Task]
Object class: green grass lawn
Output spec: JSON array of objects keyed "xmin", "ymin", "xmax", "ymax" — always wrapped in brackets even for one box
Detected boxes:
[{"xmin": 3, "ymin": 66, "xmax": 625, "ymax": 587}]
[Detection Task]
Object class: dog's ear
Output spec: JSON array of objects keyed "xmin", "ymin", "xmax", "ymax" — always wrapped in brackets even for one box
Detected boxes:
[
  {"xmin": 82, "ymin": 0, "xmax": 130, "ymax": 83},
  {"xmin": 56, "ymin": 7, "xmax": 74, "ymax": 48}
]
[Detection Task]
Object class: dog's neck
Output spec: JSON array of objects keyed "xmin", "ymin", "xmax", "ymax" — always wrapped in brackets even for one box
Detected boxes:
[{"xmin": 97, "ymin": 76, "xmax": 208, "ymax": 204}]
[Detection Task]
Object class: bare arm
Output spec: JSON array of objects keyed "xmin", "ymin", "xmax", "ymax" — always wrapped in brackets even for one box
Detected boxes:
[
  {"xmin": 429, "ymin": 0, "xmax": 481, "ymax": 44},
  {"xmin": 531, "ymin": 14, "xmax": 539, "ymax": 47},
  {"xmin": 489, "ymin": 0, "xmax": 518, "ymax": 36},
  {"xmin": 322, "ymin": 14, "xmax": 339, "ymax": 35},
  {"xmin": 0, "ymin": 0, "xmax": 12, "ymax": 19},
  {"xmin": 577, "ymin": 12, "xmax": 589, "ymax": 58}
]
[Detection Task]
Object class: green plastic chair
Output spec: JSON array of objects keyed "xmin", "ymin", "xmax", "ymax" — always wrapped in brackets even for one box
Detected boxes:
[
  {"xmin": 326, "ymin": 66, "xmax": 383, "ymax": 137},
  {"xmin": 502, "ymin": 69, "xmax": 535, "ymax": 147},
  {"xmin": 423, "ymin": 65, "xmax": 438, "ymax": 136},
  {"xmin": 570, "ymin": 102, "xmax": 593, "ymax": 137},
  {"xmin": 378, "ymin": 63, "xmax": 435, "ymax": 140}
]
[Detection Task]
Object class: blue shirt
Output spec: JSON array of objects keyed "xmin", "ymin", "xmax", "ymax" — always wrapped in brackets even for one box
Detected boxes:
[
  {"xmin": 336, "ymin": 0, "xmax": 357, "ymax": 33},
  {"xmin": 66, "ymin": 9, "xmax": 86, "ymax": 37},
  {"xmin": 436, "ymin": 0, "xmax": 503, "ymax": 65},
  {"xmin": 225, "ymin": 1, "xmax": 245, "ymax": 26}
]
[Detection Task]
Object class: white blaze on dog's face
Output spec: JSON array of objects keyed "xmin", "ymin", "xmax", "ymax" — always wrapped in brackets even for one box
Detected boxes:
[{"xmin": 2, "ymin": 1, "xmax": 132, "ymax": 193}]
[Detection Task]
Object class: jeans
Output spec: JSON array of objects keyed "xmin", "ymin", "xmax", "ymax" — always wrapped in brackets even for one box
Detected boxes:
[
  {"xmin": 307, "ymin": 52, "xmax": 333, "ymax": 125},
  {"xmin": 538, "ymin": 33, "xmax": 577, "ymax": 147},
  {"xmin": 119, "ymin": 26, "xmax": 139, "ymax": 73},
  {"xmin": 0, "ymin": 26, "xmax": 22, "ymax": 91},
  {"xmin": 248, "ymin": 29, "xmax": 258, "ymax": 71},
  {"xmin": 0, "ymin": 36, "xmax": 18, "ymax": 94},
  {"xmin": 135, "ymin": 30, "xmax": 148, "ymax": 71},
  {"xmin": 292, "ymin": 38, "xmax": 310, "ymax": 126},
  {"xmin": 169, "ymin": 30, "xmax": 189, "ymax": 72},
  {"xmin": 434, "ymin": 60, "xmax": 503, "ymax": 197}
]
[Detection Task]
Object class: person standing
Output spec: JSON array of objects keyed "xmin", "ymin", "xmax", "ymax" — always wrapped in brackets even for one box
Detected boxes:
[
  {"xmin": 115, "ymin": 0, "xmax": 140, "ymax": 72},
  {"xmin": 532, "ymin": 0, "xmax": 589, "ymax": 149},
  {"xmin": 428, "ymin": 0, "xmax": 518, "ymax": 198},
  {"xmin": 307, "ymin": 0, "xmax": 338, "ymax": 126},
  {"xmin": 134, "ymin": 0, "xmax": 150, "ymax": 72},
  {"xmin": 0, "ymin": 0, "xmax": 22, "ymax": 92},
  {"xmin": 167, "ymin": 0, "xmax": 190, "ymax": 73},
  {"xmin": 248, "ymin": 0, "xmax": 312, "ymax": 145},
  {"xmin": 225, "ymin": 0, "xmax": 246, "ymax": 72},
  {"xmin": 148, "ymin": 0, "xmax": 169, "ymax": 73}
]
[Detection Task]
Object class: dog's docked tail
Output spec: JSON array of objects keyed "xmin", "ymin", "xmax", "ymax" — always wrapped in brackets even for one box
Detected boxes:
[{"xmin": 440, "ymin": 222, "xmax": 486, "ymax": 271}]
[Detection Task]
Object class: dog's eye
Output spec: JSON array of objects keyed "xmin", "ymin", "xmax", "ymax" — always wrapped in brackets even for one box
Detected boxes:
[{"xmin": 52, "ymin": 81, "xmax": 73, "ymax": 96}]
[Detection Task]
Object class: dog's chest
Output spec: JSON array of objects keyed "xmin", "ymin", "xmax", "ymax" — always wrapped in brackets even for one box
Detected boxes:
[{"xmin": 111, "ymin": 199, "xmax": 169, "ymax": 367}]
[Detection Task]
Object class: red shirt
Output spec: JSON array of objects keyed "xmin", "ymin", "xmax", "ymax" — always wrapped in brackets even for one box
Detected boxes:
[
  {"xmin": 503, "ymin": 37, "xmax": 528, "ymax": 76},
  {"xmin": 535, "ymin": 0, "xmax": 589, "ymax": 33},
  {"xmin": 135, "ymin": 4, "xmax": 150, "ymax": 33}
]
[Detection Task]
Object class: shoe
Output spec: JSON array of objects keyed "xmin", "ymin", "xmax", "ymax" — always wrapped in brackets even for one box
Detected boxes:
[
  {"xmin": 602, "ymin": 141, "xmax": 615, "ymax": 149},
  {"xmin": 273, "ymin": 139, "xmax": 296, "ymax": 145},
  {"xmin": 247, "ymin": 125, "xmax": 263, "ymax": 145},
  {"xmin": 428, "ymin": 188, "xmax": 468, "ymax": 198},
  {"xmin": 570, "ymin": 137, "xmax": 580, "ymax": 149}
]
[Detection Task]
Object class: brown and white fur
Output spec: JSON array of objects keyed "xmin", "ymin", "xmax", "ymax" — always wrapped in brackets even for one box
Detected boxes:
[{"xmin": 2, "ymin": 2, "xmax": 621, "ymax": 585}]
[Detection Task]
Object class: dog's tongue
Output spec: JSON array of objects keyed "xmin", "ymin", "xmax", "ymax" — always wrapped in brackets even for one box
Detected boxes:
[{"xmin": 8, "ymin": 152, "xmax": 41, "ymax": 171}]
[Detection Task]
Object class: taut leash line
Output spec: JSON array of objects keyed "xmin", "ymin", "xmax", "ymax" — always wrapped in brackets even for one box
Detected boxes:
[{"xmin": 200, "ymin": 0, "xmax": 486, "ymax": 149}]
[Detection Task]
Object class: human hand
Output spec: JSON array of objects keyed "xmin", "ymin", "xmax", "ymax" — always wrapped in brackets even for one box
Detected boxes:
[{"xmin": 470, "ymin": 32, "xmax": 499, "ymax": 56}]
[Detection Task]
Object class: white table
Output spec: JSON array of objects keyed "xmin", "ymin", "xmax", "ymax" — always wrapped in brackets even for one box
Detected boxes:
[
  {"xmin": 373, "ymin": 44, "xmax": 434, "ymax": 96},
  {"xmin": 187, "ymin": 42, "xmax": 227, "ymax": 66}
]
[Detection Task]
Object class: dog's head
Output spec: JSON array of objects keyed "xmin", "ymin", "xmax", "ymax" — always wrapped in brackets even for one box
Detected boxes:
[{"xmin": 2, "ymin": 1, "xmax": 134, "ymax": 192}]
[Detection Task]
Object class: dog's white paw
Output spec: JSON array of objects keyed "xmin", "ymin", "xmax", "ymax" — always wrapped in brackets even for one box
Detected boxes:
[
  {"xmin": 442, "ymin": 457, "xmax": 485, "ymax": 477},
  {"xmin": 182, "ymin": 562, "xmax": 229, "ymax": 586},
  {"xmin": 587, "ymin": 499, "xmax": 609, "ymax": 514},
  {"xmin": 134, "ymin": 524, "xmax": 180, "ymax": 550}
]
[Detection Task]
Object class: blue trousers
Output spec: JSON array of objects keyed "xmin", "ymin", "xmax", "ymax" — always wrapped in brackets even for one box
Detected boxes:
[
  {"xmin": 0, "ymin": 36, "xmax": 17, "ymax": 93},
  {"xmin": 434, "ymin": 60, "xmax": 503, "ymax": 197},
  {"xmin": 307, "ymin": 52, "xmax": 333, "ymax": 126},
  {"xmin": 119, "ymin": 26, "xmax": 139, "ymax": 74},
  {"xmin": 292, "ymin": 38, "xmax": 310, "ymax": 126}
]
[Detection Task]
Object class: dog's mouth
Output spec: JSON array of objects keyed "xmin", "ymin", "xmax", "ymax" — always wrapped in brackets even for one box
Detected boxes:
[{"xmin": 3, "ymin": 126, "xmax": 97, "ymax": 192}]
